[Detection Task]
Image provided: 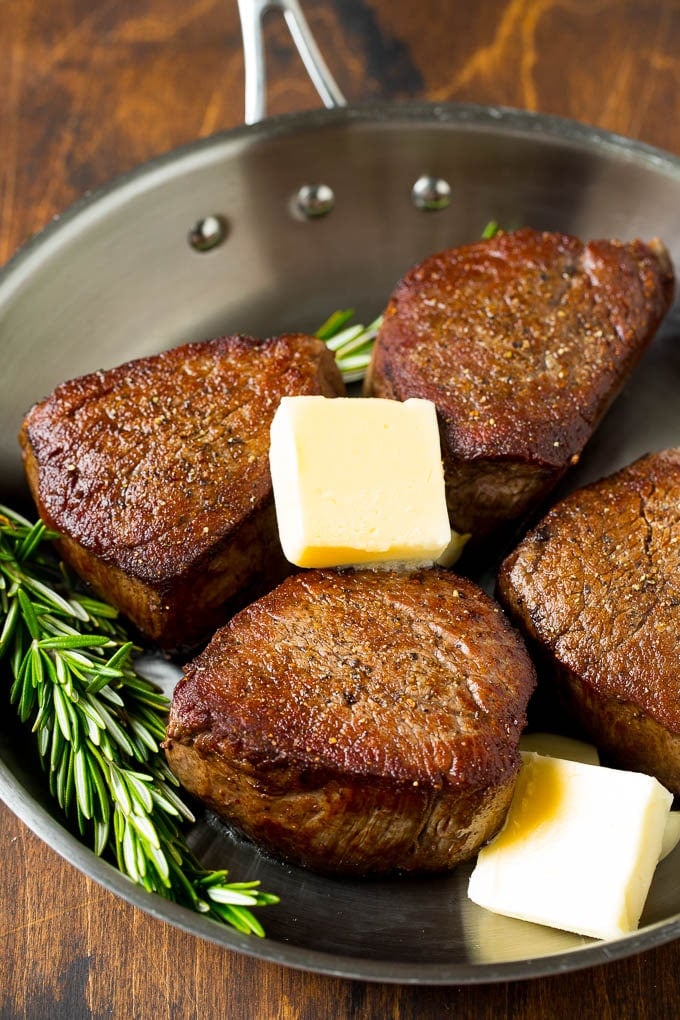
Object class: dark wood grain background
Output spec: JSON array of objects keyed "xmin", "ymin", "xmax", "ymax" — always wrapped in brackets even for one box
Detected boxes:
[{"xmin": 2, "ymin": 1, "xmax": 680, "ymax": 1017}]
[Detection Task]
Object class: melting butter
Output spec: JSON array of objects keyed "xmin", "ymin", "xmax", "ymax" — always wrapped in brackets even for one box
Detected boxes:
[
  {"xmin": 468, "ymin": 752, "xmax": 673, "ymax": 941},
  {"xmin": 519, "ymin": 732, "xmax": 600, "ymax": 765}
]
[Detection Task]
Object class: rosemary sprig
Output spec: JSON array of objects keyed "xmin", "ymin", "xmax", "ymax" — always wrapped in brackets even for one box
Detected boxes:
[
  {"xmin": 315, "ymin": 312, "xmax": 381, "ymax": 382},
  {"xmin": 317, "ymin": 221, "xmax": 500, "ymax": 381},
  {"xmin": 0, "ymin": 506, "xmax": 278, "ymax": 937}
]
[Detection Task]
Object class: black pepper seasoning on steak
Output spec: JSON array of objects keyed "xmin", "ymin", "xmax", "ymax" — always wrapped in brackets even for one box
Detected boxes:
[
  {"xmin": 366, "ymin": 228, "xmax": 674, "ymax": 540},
  {"xmin": 164, "ymin": 568, "xmax": 536, "ymax": 875},
  {"xmin": 497, "ymin": 449, "xmax": 680, "ymax": 793},
  {"xmin": 20, "ymin": 334, "xmax": 344, "ymax": 648}
]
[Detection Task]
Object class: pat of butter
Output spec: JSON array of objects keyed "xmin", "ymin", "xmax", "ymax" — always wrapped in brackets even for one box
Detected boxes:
[
  {"xmin": 269, "ymin": 396, "xmax": 451, "ymax": 569},
  {"xmin": 468, "ymin": 753, "xmax": 673, "ymax": 941},
  {"xmin": 518, "ymin": 733, "xmax": 680, "ymax": 863}
]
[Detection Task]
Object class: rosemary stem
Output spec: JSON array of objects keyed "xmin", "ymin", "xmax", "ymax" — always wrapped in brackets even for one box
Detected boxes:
[{"xmin": 0, "ymin": 508, "xmax": 278, "ymax": 936}]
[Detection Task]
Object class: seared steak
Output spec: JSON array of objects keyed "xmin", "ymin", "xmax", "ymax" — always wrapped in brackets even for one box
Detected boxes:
[
  {"xmin": 164, "ymin": 568, "xmax": 536, "ymax": 875},
  {"xmin": 366, "ymin": 228, "xmax": 674, "ymax": 539},
  {"xmin": 497, "ymin": 449, "xmax": 680, "ymax": 793},
  {"xmin": 20, "ymin": 334, "xmax": 344, "ymax": 648}
]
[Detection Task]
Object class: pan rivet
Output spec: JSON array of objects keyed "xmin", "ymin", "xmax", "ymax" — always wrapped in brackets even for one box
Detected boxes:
[
  {"xmin": 411, "ymin": 175, "xmax": 451, "ymax": 211},
  {"xmin": 188, "ymin": 215, "xmax": 228, "ymax": 252},
  {"xmin": 295, "ymin": 184, "xmax": 335, "ymax": 219}
]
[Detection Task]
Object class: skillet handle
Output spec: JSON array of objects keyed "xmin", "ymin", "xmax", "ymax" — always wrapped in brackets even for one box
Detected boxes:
[{"xmin": 237, "ymin": 0, "xmax": 347, "ymax": 124}]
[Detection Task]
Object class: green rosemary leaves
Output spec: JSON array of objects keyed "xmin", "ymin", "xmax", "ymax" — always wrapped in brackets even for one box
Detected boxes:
[
  {"xmin": 315, "ymin": 311, "xmax": 381, "ymax": 382},
  {"xmin": 0, "ymin": 506, "xmax": 278, "ymax": 936}
]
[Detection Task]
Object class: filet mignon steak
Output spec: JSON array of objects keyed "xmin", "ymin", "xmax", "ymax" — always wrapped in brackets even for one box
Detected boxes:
[
  {"xmin": 20, "ymin": 334, "xmax": 344, "ymax": 648},
  {"xmin": 164, "ymin": 567, "xmax": 536, "ymax": 874},
  {"xmin": 366, "ymin": 228, "xmax": 674, "ymax": 540},
  {"xmin": 497, "ymin": 449, "xmax": 680, "ymax": 793}
]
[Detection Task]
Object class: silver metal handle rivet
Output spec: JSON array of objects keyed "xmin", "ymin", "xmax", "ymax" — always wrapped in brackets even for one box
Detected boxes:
[
  {"xmin": 411, "ymin": 175, "xmax": 452, "ymax": 211},
  {"xmin": 295, "ymin": 183, "xmax": 335, "ymax": 219},
  {"xmin": 188, "ymin": 215, "xmax": 228, "ymax": 252}
]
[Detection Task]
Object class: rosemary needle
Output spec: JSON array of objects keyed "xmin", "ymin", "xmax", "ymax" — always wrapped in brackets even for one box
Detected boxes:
[
  {"xmin": 315, "ymin": 312, "xmax": 381, "ymax": 382},
  {"xmin": 0, "ymin": 506, "xmax": 278, "ymax": 937}
]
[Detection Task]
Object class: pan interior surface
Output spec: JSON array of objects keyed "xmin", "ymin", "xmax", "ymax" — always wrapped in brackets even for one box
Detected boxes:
[{"xmin": 1, "ymin": 103, "xmax": 680, "ymax": 982}]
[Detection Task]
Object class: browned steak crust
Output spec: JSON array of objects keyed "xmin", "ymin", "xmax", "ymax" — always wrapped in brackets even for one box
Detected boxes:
[
  {"xmin": 20, "ymin": 334, "xmax": 344, "ymax": 647},
  {"xmin": 497, "ymin": 449, "xmax": 680, "ymax": 792},
  {"xmin": 164, "ymin": 568, "xmax": 536, "ymax": 875},
  {"xmin": 367, "ymin": 228, "xmax": 675, "ymax": 538}
]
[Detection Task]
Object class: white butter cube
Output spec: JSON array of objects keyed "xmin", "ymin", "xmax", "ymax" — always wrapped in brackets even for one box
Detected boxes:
[
  {"xmin": 269, "ymin": 396, "xmax": 451, "ymax": 569},
  {"xmin": 517, "ymin": 735, "xmax": 679, "ymax": 863},
  {"xmin": 468, "ymin": 753, "xmax": 673, "ymax": 941}
]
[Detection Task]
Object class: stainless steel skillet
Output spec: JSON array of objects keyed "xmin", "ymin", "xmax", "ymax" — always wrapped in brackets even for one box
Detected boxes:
[{"xmin": 1, "ymin": 0, "xmax": 680, "ymax": 984}]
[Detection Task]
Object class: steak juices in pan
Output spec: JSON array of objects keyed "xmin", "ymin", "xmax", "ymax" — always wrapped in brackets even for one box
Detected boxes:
[{"xmin": 19, "ymin": 228, "xmax": 679, "ymax": 934}]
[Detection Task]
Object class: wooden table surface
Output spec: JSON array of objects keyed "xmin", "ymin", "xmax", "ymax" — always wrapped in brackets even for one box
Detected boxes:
[{"xmin": 2, "ymin": 1, "xmax": 680, "ymax": 1016}]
